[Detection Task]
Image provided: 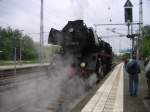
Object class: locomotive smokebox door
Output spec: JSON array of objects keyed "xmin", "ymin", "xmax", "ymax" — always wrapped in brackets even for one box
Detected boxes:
[{"xmin": 124, "ymin": 0, "xmax": 133, "ymax": 23}]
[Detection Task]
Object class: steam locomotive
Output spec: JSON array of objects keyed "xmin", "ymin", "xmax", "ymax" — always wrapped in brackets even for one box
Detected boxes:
[{"xmin": 48, "ymin": 20, "xmax": 112, "ymax": 81}]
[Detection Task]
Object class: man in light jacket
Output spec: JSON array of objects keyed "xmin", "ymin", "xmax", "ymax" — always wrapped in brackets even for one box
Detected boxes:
[{"xmin": 144, "ymin": 61, "xmax": 150, "ymax": 99}]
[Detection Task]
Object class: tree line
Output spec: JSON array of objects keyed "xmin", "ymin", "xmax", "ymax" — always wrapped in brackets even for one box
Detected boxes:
[{"xmin": 0, "ymin": 27, "xmax": 38, "ymax": 60}]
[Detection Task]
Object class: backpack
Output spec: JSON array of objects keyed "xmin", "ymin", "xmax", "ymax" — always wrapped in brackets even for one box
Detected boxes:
[{"xmin": 126, "ymin": 60, "xmax": 140, "ymax": 75}]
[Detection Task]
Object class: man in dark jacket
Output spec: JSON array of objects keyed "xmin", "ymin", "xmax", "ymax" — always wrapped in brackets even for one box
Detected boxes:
[
  {"xmin": 96, "ymin": 55, "xmax": 101, "ymax": 82},
  {"xmin": 126, "ymin": 56, "xmax": 141, "ymax": 96}
]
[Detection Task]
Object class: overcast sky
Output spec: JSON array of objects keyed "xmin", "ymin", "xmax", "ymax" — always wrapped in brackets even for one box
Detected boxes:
[{"xmin": 0, "ymin": 0, "xmax": 150, "ymax": 53}]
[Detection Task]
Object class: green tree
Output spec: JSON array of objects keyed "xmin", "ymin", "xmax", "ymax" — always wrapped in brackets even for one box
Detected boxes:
[
  {"xmin": 0, "ymin": 27, "xmax": 14, "ymax": 60},
  {"xmin": 143, "ymin": 25, "xmax": 150, "ymax": 57},
  {"xmin": 22, "ymin": 35, "xmax": 38, "ymax": 60},
  {"xmin": 0, "ymin": 27, "xmax": 38, "ymax": 60}
]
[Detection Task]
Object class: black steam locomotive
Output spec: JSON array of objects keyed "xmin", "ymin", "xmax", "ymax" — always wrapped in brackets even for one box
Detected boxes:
[{"xmin": 48, "ymin": 20, "xmax": 112, "ymax": 81}]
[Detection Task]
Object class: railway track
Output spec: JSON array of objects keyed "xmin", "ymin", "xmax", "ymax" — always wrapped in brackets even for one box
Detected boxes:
[
  {"xmin": 0, "ymin": 63, "xmax": 75, "ymax": 112},
  {"xmin": 0, "ymin": 65, "xmax": 52, "ymax": 91},
  {"xmin": 0, "ymin": 72, "xmax": 48, "ymax": 92},
  {"xmin": 0, "ymin": 65, "xmax": 50, "ymax": 78},
  {"xmin": 0, "ymin": 69, "xmax": 54, "ymax": 112},
  {"xmin": 0, "ymin": 63, "xmax": 116, "ymax": 112}
]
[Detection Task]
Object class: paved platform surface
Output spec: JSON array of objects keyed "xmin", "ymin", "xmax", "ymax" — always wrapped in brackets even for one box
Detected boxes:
[
  {"xmin": 0, "ymin": 63, "xmax": 49, "ymax": 70},
  {"xmin": 81, "ymin": 63, "xmax": 124, "ymax": 112},
  {"xmin": 80, "ymin": 63, "xmax": 150, "ymax": 112}
]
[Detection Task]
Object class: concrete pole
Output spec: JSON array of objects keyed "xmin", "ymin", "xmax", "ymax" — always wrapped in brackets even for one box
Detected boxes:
[{"xmin": 40, "ymin": 0, "xmax": 44, "ymax": 63}]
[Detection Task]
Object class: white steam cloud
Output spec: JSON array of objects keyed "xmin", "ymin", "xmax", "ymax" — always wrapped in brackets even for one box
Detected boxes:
[
  {"xmin": 0, "ymin": 54, "xmax": 97, "ymax": 112},
  {"xmin": 70, "ymin": 0, "xmax": 89, "ymax": 19}
]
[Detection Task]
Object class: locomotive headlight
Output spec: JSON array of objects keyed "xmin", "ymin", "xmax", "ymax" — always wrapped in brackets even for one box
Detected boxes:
[
  {"xmin": 80, "ymin": 62, "xmax": 86, "ymax": 68},
  {"xmin": 68, "ymin": 28, "xmax": 74, "ymax": 32}
]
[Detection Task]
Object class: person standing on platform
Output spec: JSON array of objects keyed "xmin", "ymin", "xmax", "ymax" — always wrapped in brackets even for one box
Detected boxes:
[
  {"xmin": 96, "ymin": 55, "xmax": 101, "ymax": 81},
  {"xmin": 124, "ymin": 58, "xmax": 128, "ymax": 68},
  {"xmin": 126, "ymin": 55, "xmax": 141, "ymax": 96},
  {"xmin": 144, "ymin": 57, "xmax": 149, "ymax": 67},
  {"xmin": 144, "ymin": 61, "xmax": 150, "ymax": 99}
]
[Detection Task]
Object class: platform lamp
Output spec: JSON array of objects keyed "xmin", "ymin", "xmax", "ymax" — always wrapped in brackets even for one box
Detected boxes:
[{"xmin": 124, "ymin": 0, "xmax": 134, "ymax": 58}]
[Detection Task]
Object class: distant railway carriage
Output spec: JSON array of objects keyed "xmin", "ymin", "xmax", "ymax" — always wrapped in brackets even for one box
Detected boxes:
[{"xmin": 48, "ymin": 20, "xmax": 112, "ymax": 81}]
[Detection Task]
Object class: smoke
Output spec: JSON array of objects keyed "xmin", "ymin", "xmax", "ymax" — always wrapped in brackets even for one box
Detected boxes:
[
  {"xmin": 57, "ymin": 74, "xmax": 97, "ymax": 112},
  {"xmin": 0, "ymin": 54, "xmax": 97, "ymax": 112},
  {"xmin": 70, "ymin": 0, "xmax": 89, "ymax": 19},
  {"xmin": 51, "ymin": 55, "xmax": 97, "ymax": 112}
]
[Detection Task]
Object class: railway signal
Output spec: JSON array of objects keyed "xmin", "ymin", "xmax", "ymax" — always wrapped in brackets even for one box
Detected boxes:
[
  {"xmin": 94, "ymin": 0, "xmax": 143, "ymax": 59},
  {"xmin": 124, "ymin": 0, "xmax": 135, "ymax": 58},
  {"xmin": 124, "ymin": 0, "xmax": 133, "ymax": 23}
]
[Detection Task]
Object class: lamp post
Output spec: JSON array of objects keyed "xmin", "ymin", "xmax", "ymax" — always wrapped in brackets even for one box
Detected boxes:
[
  {"xmin": 13, "ymin": 31, "xmax": 17, "ymax": 75},
  {"xmin": 14, "ymin": 47, "xmax": 17, "ymax": 75},
  {"xmin": 13, "ymin": 30, "xmax": 24, "ymax": 75},
  {"xmin": 19, "ymin": 30, "xmax": 24, "ymax": 64}
]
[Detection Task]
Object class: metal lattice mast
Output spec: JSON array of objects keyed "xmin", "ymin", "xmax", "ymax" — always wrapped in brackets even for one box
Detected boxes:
[
  {"xmin": 139, "ymin": 0, "xmax": 143, "ymax": 58},
  {"xmin": 139, "ymin": 0, "xmax": 143, "ymax": 33}
]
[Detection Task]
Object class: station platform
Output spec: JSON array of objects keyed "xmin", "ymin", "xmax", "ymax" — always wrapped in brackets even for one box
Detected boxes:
[
  {"xmin": 74, "ymin": 63, "xmax": 150, "ymax": 112},
  {"xmin": 0, "ymin": 63, "xmax": 49, "ymax": 71}
]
